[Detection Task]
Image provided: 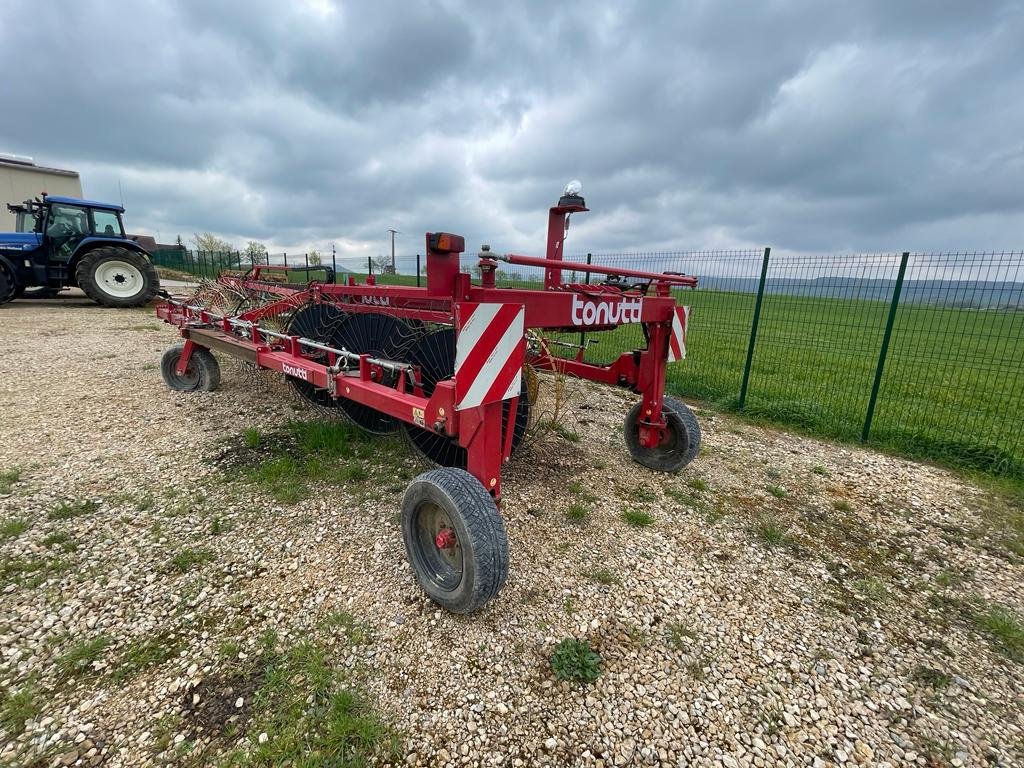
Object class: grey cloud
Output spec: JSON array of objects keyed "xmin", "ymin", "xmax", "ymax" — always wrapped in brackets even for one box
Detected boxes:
[{"xmin": 1, "ymin": 0, "xmax": 1022, "ymax": 259}]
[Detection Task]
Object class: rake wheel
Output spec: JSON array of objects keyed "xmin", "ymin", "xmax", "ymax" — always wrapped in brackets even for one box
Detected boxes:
[
  {"xmin": 329, "ymin": 312, "xmax": 418, "ymax": 434},
  {"xmin": 403, "ymin": 328, "xmax": 530, "ymax": 467},
  {"xmin": 285, "ymin": 303, "xmax": 348, "ymax": 410}
]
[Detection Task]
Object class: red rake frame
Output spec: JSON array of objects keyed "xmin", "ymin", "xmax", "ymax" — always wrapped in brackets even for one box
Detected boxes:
[
  {"xmin": 156, "ymin": 192, "xmax": 701, "ymax": 613},
  {"xmin": 158, "ymin": 202, "xmax": 695, "ymax": 500}
]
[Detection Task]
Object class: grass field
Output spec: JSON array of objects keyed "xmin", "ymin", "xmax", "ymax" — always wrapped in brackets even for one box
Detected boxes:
[
  {"xmin": 566, "ymin": 287, "xmax": 1024, "ymax": 479},
  {"xmin": 162, "ymin": 258, "xmax": 1024, "ymax": 479}
]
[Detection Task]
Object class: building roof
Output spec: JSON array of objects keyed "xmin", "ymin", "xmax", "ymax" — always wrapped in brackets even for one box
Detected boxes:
[
  {"xmin": 44, "ymin": 195, "xmax": 124, "ymax": 212},
  {"xmin": 0, "ymin": 157, "xmax": 79, "ymax": 177}
]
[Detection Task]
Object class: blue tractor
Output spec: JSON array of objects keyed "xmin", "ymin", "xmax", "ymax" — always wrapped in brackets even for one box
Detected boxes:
[{"xmin": 1, "ymin": 194, "xmax": 160, "ymax": 307}]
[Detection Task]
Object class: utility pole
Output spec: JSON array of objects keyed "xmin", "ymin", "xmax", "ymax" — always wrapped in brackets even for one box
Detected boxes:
[{"xmin": 387, "ymin": 229, "xmax": 399, "ymax": 274}]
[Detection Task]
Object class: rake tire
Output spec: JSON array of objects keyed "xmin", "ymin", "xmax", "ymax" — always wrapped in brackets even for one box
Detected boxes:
[
  {"xmin": 624, "ymin": 396, "xmax": 701, "ymax": 472},
  {"xmin": 402, "ymin": 468, "xmax": 508, "ymax": 614},
  {"xmin": 160, "ymin": 343, "xmax": 221, "ymax": 392}
]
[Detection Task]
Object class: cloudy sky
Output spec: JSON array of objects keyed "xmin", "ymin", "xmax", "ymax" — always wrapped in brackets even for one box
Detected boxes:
[{"xmin": 2, "ymin": 0, "xmax": 1022, "ymax": 262}]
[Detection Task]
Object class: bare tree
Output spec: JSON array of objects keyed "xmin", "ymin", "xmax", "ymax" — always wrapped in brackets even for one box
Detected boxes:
[
  {"xmin": 243, "ymin": 240, "xmax": 268, "ymax": 265},
  {"xmin": 192, "ymin": 232, "xmax": 234, "ymax": 253}
]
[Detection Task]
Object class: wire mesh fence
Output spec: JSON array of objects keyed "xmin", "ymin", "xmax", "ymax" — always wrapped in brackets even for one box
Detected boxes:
[{"xmin": 149, "ymin": 246, "xmax": 1024, "ymax": 478}]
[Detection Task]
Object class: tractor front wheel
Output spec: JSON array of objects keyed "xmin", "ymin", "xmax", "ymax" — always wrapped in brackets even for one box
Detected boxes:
[
  {"xmin": 624, "ymin": 396, "xmax": 701, "ymax": 472},
  {"xmin": 76, "ymin": 247, "xmax": 159, "ymax": 308},
  {"xmin": 160, "ymin": 343, "xmax": 221, "ymax": 392},
  {"xmin": 401, "ymin": 468, "xmax": 508, "ymax": 614}
]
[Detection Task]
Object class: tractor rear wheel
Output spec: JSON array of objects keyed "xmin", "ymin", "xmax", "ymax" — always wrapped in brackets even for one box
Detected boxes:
[
  {"xmin": 76, "ymin": 247, "xmax": 159, "ymax": 308},
  {"xmin": 402, "ymin": 468, "xmax": 508, "ymax": 614},
  {"xmin": 0, "ymin": 264, "xmax": 15, "ymax": 305},
  {"xmin": 624, "ymin": 396, "xmax": 701, "ymax": 472},
  {"xmin": 160, "ymin": 343, "xmax": 221, "ymax": 392}
]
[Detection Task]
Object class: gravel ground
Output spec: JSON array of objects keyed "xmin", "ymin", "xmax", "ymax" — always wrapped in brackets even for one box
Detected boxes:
[{"xmin": 1, "ymin": 295, "xmax": 1022, "ymax": 768}]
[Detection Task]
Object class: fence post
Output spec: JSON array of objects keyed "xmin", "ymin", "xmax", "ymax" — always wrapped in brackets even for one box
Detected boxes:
[
  {"xmin": 862, "ymin": 251, "xmax": 910, "ymax": 442},
  {"xmin": 416, "ymin": 254, "xmax": 422, "ymax": 287},
  {"xmin": 579, "ymin": 253, "xmax": 593, "ymax": 350},
  {"xmin": 368, "ymin": 256, "xmax": 373, "ymax": 276},
  {"xmin": 738, "ymin": 247, "xmax": 771, "ymax": 408}
]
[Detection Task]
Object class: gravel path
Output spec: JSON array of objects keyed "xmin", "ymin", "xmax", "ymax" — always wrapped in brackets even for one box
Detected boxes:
[{"xmin": 1, "ymin": 296, "xmax": 1022, "ymax": 767}]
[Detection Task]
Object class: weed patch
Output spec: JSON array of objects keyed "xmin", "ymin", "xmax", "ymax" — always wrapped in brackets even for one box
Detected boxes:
[
  {"xmin": 586, "ymin": 569, "xmax": 620, "ymax": 586},
  {"xmin": 973, "ymin": 604, "xmax": 1024, "ymax": 662},
  {"xmin": 219, "ymin": 640, "xmax": 398, "ymax": 766},
  {"xmin": 550, "ymin": 638, "xmax": 601, "ymax": 683},
  {"xmin": 565, "ymin": 504, "xmax": 590, "ymax": 523},
  {"xmin": 665, "ymin": 622, "xmax": 697, "ymax": 650},
  {"xmin": 169, "ymin": 547, "xmax": 216, "ymax": 573},
  {"xmin": 49, "ymin": 500, "xmax": 99, "ymax": 521},
  {"xmin": 0, "ymin": 518, "xmax": 29, "ymax": 540},
  {"xmin": 0, "ymin": 683, "xmax": 41, "ymax": 736},
  {"xmin": 221, "ymin": 421, "xmax": 399, "ymax": 504},
  {"xmin": 112, "ymin": 632, "xmax": 185, "ymax": 682},
  {"xmin": 0, "ymin": 468, "xmax": 21, "ymax": 494},
  {"xmin": 55, "ymin": 636, "xmax": 112, "ymax": 678},
  {"xmin": 753, "ymin": 518, "xmax": 791, "ymax": 547},
  {"xmin": 622, "ymin": 509, "xmax": 654, "ymax": 527}
]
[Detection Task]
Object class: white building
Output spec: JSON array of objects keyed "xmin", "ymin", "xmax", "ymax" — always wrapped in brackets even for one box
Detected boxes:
[{"xmin": 0, "ymin": 154, "xmax": 82, "ymax": 230}]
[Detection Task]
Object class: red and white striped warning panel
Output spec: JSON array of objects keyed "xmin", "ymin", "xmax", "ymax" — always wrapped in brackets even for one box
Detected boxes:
[
  {"xmin": 454, "ymin": 302, "xmax": 526, "ymax": 411},
  {"xmin": 667, "ymin": 305, "xmax": 690, "ymax": 363}
]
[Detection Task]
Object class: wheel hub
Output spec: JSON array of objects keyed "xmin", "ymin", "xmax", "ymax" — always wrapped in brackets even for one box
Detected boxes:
[{"xmin": 434, "ymin": 527, "xmax": 457, "ymax": 550}]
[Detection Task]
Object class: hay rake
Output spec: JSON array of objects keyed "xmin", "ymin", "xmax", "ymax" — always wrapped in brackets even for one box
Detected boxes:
[{"xmin": 156, "ymin": 183, "xmax": 701, "ymax": 613}]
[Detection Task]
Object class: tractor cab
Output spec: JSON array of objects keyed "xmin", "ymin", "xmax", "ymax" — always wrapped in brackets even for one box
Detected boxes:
[{"xmin": 1, "ymin": 194, "xmax": 158, "ymax": 307}]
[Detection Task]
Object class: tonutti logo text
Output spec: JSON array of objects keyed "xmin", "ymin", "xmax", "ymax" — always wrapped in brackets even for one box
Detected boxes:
[{"xmin": 571, "ymin": 295, "xmax": 643, "ymax": 326}]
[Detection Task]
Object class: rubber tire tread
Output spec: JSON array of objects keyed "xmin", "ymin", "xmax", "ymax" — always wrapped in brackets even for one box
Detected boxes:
[
  {"xmin": 75, "ymin": 246, "xmax": 160, "ymax": 308},
  {"xmin": 624, "ymin": 395, "xmax": 701, "ymax": 472},
  {"xmin": 160, "ymin": 343, "xmax": 222, "ymax": 392},
  {"xmin": 402, "ymin": 467, "xmax": 508, "ymax": 614},
  {"xmin": 0, "ymin": 263, "xmax": 14, "ymax": 305}
]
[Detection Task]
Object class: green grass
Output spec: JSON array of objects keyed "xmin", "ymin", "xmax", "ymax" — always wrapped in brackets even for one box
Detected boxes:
[
  {"xmin": 244, "ymin": 427, "xmax": 262, "ymax": 449},
  {"xmin": 223, "ymin": 640, "xmax": 398, "ymax": 766},
  {"xmin": 686, "ymin": 477, "xmax": 708, "ymax": 492},
  {"xmin": 852, "ymin": 576, "xmax": 889, "ymax": 603},
  {"xmin": 811, "ymin": 465, "xmax": 830, "ymax": 476},
  {"xmin": 240, "ymin": 420, "xmax": 389, "ymax": 504},
  {"xmin": 973, "ymin": 604, "xmax": 1024, "ymax": 662},
  {"xmin": 546, "ymin": 285, "xmax": 1024, "ymax": 480},
  {"xmin": 766, "ymin": 484, "xmax": 788, "ymax": 499},
  {"xmin": 753, "ymin": 518, "xmax": 791, "ymax": 547},
  {"xmin": 565, "ymin": 504, "xmax": 590, "ymax": 523},
  {"xmin": 550, "ymin": 639, "xmax": 602, "ymax": 683},
  {"xmin": 665, "ymin": 621, "xmax": 697, "ymax": 650},
  {"xmin": 0, "ymin": 554, "xmax": 71, "ymax": 588},
  {"xmin": 0, "ymin": 683, "xmax": 41, "ymax": 736},
  {"xmin": 320, "ymin": 611, "xmax": 375, "ymax": 646},
  {"xmin": 42, "ymin": 531, "xmax": 74, "ymax": 550},
  {"xmin": 111, "ymin": 632, "xmax": 184, "ymax": 682},
  {"xmin": 168, "ymin": 547, "xmax": 215, "ymax": 573},
  {"xmin": 0, "ymin": 518, "xmax": 29, "ymax": 540},
  {"xmin": 911, "ymin": 665, "xmax": 951, "ymax": 690},
  {"xmin": 0, "ymin": 468, "xmax": 21, "ymax": 494},
  {"xmin": 55, "ymin": 636, "xmax": 112, "ymax": 678},
  {"xmin": 833, "ymin": 499, "xmax": 853, "ymax": 513},
  {"xmin": 49, "ymin": 499, "xmax": 99, "ymax": 521},
  {"xmin": 586, "ymin": 568, "xmax": 620, "ymax": 586},
  {"xmin": 621, "ymin": 509, "xmax": 655, "ymax": 527}
]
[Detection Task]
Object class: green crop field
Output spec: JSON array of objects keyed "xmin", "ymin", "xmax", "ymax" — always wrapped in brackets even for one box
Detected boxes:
[{"xmin": 557, "ymin": 287, "xmax": 1024, "ymax": 478}]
